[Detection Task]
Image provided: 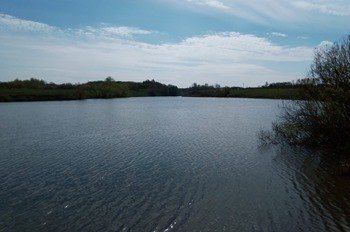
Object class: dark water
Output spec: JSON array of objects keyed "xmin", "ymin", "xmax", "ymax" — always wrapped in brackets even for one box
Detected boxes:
[{"xmin": 0, "ymin": 97, "xmax": 349, "ymax": 232}]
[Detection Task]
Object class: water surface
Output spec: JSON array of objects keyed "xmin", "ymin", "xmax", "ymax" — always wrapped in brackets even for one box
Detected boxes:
[{"xmin": 0, "ymin": 97, "xmax": 349, "ymax": 231}]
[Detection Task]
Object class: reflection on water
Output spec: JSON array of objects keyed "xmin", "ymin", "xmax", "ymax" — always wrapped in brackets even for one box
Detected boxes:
[
  {"xmin": 0, "ymin": 97, "xmax": 349, "ymax": 231},
  {"xmin": 272, "ymin": 146, "xmax": 350, "ymax": 232}
]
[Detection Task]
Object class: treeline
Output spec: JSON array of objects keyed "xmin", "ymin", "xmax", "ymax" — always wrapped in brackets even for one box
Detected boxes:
[
  {"xmin": 180, "ymin": 82, "xmax": 302, "ymax": 99},
  {"xmin": 0, "ymin": 78, "xmax": 179, "ymax": 102},
  {"xmin": 0, "ymin": 77, "xmax": 313, "ymax": 102},
  {"xmin": 262, "ymin": 78, "xmax": 317, "ymax": 89},
  {"xmin": 127, "ymin": 79, "xmax": 178, "ymax": 97}
]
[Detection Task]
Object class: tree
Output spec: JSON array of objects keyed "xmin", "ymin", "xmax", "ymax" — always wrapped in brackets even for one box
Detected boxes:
[
  {"xmin": 105, "ymin": 76, "xmax": 115, "ymax": 82},
  {"xmin": 270, "ymin": 36, "xmax": 350, "ymax": 156}
]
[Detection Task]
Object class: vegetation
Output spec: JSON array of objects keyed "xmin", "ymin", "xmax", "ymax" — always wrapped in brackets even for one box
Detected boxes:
[
  {"xmin": 0, "ymin": 78, "xmax": 178, "ymax": 102},
  {"xmin": 180, "ymin": 82, "xmax": 303, "ymax": 99},
  {"xmin": 262, "ymin": 36, "xmax": 350, "ymax": 165},
  {"xmin": 0, "ymin": 77, "xmax": 307, "ymax": 102}
]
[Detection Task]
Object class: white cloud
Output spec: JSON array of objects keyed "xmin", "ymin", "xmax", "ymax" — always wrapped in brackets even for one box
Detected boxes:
[
  {"xmin": 292, "ymin": 0, "xmax": 350, "ymax": 16},
  {"xmin": 297, "ymin": 36, "xmax": 309, "ymax": 40},
  {"xmin": 0, "ymin": 14, "xmax": 314, "ymax": 87},
  {"xmin": 268, "ymin": 32, "xmax": 287, "ymax": 37},
  {"xmin": 0, "ymin": 13, "xmax": 153, "ymax": 39},
  {"xmin": 176, "ymin": 32, "xmax": 310, "ymax": 62},
  {"xmin": 318, "ymin": 40, "xmax": 334, "ymax": 47},
  {"xmin": 186, "ymin": 0, "xmax": 230, "ymax": 10},
  {"xmin": 85, "ymin": 26, "xmax": 153, "ymax": 37},
  {"xmin": 167, "ymin": 0, "xmax": 350, "ymax": 25},
  {"xmin": 0, "ymin": 13, "xmax": 56, "ymax": 32}
]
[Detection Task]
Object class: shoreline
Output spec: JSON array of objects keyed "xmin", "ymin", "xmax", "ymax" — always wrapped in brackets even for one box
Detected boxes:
[{"xmin": 0, "ymin": 94, "xmax": 296, "ymax": 103}]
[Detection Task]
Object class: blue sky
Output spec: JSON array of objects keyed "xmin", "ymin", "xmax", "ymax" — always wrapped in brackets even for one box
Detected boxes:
[{"xmin": 1, "ymin": 0, "xmax": 350, "ymax": 87}]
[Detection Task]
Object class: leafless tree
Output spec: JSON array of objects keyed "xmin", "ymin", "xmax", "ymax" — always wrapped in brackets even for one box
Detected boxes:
[{"xmin": 271, "ymin": 35, "xmax": 350, "ymax": 155}]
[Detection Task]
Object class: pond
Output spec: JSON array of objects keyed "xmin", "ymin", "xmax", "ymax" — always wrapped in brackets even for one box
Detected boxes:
[{"xmin": 0, "ymin": 97, "xmax": 349, "ymax": 231}]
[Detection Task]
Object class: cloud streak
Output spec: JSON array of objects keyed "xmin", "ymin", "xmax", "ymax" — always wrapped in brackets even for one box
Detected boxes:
[
  {"xmin": 169, "ymin": 0, "xmax": 350, "ymax": 25},
  {"xmin": 0, "ymin": 13, "xmax": 56, "ymax": 32},
  {"xmin": 85, "ymin": 26, "xmax": 153, "ymax": 37},
  {"xmin": 187, "ymin": 0, "xmax": 231, "ymax": 10},
  {"xmin": 268, "ymin": 32, "xmax": 287, "ymax": 37},
  {"xmin": 0, "ymin": 13, "xmax": 154, "ymax": 39},
  {"xmin": 292, "ymin": 0, "xmax": 350, "ymax": 16}
]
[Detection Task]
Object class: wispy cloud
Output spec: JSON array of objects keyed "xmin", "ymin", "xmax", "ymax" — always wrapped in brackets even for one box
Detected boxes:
[
  {"xmin": 318, "ymin": 40, "xmax": 334, "ymax": 47},
  {"xmin": 268, "ymin": 32, "xmax": 287, "ymax": 37},
  {"xmin": 0, "ymin": 13, "xmax": 153, "ymax": 40},
  {"xmin": 0, "ymin": 14, "xmax": 314, "ymax": 87},
  {"xmin": 170, "ymin": 0, "xmax": 350, "ymax": 25},
  {"xmin": 87, "ymin": 26, "xmax": 153, "ymax": 37},
  {"xmin": 186, "ymin": 0, "xmax": 230, "ymax": 10},
  {"xmin": 297, "ymin": 36, "xmax": 309, "ymax": 40},
  {"xmin": 0, "ymin": 13, "xmax": 56, "ymax": 32},
  {"xmin": 292, "ymin": 0, "xmax": 350, "ymax": 16}
]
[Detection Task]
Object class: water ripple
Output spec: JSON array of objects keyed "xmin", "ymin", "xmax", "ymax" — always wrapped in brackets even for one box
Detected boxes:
[{"xmin": 0, "ymin": 98, "xmax": 349, "ymax": 231}]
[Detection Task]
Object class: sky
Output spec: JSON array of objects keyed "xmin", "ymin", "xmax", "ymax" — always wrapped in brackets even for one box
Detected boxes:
[{"xmin": 0, "ymin": 0, "xmax": 350, "ymax": 87}]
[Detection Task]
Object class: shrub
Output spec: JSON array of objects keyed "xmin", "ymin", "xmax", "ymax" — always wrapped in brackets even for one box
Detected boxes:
[{"xmin": 271, "ymin": 36, "xmax": 350, "ymax": 156}]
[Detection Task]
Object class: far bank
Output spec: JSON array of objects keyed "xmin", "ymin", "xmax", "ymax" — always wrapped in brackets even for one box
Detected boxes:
[{"xmin": 0, "ymin": 78, "xmax": 303, "ymax": 102}]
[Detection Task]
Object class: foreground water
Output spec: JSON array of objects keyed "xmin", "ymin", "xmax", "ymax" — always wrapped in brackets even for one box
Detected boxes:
[{"xmin": 0, "ymin": 97, "xmax": 349, "ymax": 231}]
